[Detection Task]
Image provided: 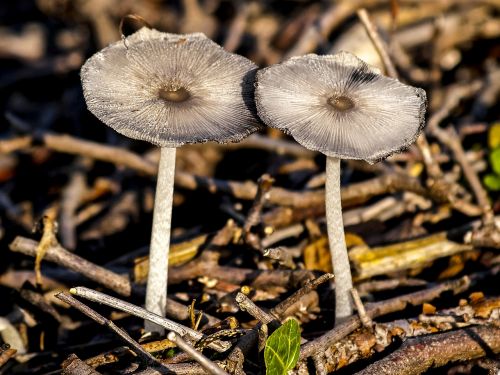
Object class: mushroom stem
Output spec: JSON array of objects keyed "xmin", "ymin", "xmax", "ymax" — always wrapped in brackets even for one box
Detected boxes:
[
  {"xmin": 325, "ymin": 156, "xmax": 353, "ymax": 323},
  {"xmin": 145, "ymin": 146, "xmax": 176, "ymax": 333}
]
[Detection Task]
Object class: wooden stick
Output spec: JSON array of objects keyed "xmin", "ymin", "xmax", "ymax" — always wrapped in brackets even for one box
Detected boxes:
[
  {"xmin": 167, "ymin": 332, "xmax": 229, "ymax": 375},
  {"xmin": 62, "ymin": 354, "xmax": 101, "ymax": 375},
  {"xmin": 300, "ymin": 275, "xmax": 472, "ymax": 359},
  {"xmin": 56, "ymin": 292, "xmax": 161, "ymax": 367},
  {"xmin": 354, "ymin": 326, "xmax": 500, "ymax": 375},
  {"xmin": 9, "ymin": 236, "xmax": 131, "ymax": 297},
  {"xmin": 356, "ymin": 8, "xmax": 398, "ymax": 78},
  {"xmin": 69, "ymin": 287, "xmax": 230, "ymax": 353},
  {"xmin": 235, "ymin": 292, "xmax": 275, "ymax": 325}
]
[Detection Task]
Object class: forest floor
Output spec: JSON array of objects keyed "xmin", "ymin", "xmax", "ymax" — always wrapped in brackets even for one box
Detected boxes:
[{"xmin": 0, "ymin": 0, "xmax": 499, "ymax": 374}]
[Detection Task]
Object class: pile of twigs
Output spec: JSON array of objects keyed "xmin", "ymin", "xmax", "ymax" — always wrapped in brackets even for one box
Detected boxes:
[{"xmin": 0, "ymin": 0, "xmax": 499, "ymax": 374}]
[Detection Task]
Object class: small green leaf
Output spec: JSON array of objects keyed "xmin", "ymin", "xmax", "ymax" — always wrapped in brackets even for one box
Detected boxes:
[
  {"xmin": 490, "ymin": 148, "xmax": 500, "ymax": 175},
  {"xmin": 264, "ymin": 319, "xmax": 301, "ymax": 375},
  {"xmin": 484, "ymin": 174, "xmax": 500, "ymax": 191}
]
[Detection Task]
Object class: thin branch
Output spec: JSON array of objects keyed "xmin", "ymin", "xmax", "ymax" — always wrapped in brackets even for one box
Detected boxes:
[
  {"xmin": 0, "ymin": 348, "xmax": 17, "ymax": 369},
  {"xmin": 354, "ymin": 326, "xmax": 500, "ymax": 375},
  {"xmin": 312, "ymin": 295, "xmax": 500, "ymax": 372},
  {"xmin": 0, "ymin": 136, "xmax": 32, "ymax": 154},
  {"xmin": 2, "ymin": 133, "xmax": 483, "ymax": 216},
  {"xmin": 357, "ymin": 8, "xmax": 398, "ymax": 78},
  {"xmin": 235, "ymin": 292, "xmax": 276, "ymax": 325},
  {"xmin": 69, "ymin": 287, "xmax": 230, "ymax": 353},
  {"xmin": 167, "ymin": 332, "xmax": 229, "ymax": 375},
  {"xmin": 285, "ymin": 0, "xmax": 387, "ymax": 59},
  {"xmin": 351, "ymin": 288, "xmax": 373, "ymax": 329},
  {"xmin": 300, "ymin": 275, "xmax": 472, "ymax": 359},
  {"xmin": 271, "ymin": 273, "xmax": 333, "ymax": 320},
  {"xmin": 56, "ymin": 292, "xmax": 161, "ymax": 367},
  {"xmin": 9, "ymin": 236, "xmax": 131, "ymax": 296},
  {"xmin": 59, "ymin": 159, "xmax": 88, "ymax": 250},
  {"xmin": 62, "ymin": 354, "xmax": 102, "ymax": 375}
]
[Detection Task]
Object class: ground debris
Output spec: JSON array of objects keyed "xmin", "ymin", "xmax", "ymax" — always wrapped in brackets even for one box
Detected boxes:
[{"xmin": 0, "ymin": 0, "xmax": 499, "ymax": 373}]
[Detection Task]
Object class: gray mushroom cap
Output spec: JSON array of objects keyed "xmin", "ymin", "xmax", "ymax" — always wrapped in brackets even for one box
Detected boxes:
[
  {"xmin": 81, "ymin": 28, "xmax": 260, "ymax": 147},
  {"xmin": 255, "ymin": 51, "xmax": 427, "ymax": 162}
]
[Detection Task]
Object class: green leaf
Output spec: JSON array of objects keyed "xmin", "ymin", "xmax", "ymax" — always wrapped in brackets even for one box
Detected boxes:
[
  {"xmin": 264, "ymin": 319, "xmax": 301, "ymax": 375},
  {"xmin": 490, "ymin": 148, "xmax": 500, "ymax": 175},
  {"xmin": 484, "ymin": 174, "xmax": 500, "ymax": 191}
]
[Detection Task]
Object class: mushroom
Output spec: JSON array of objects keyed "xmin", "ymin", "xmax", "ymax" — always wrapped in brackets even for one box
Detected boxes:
[
  {"xmin": 81, "ymin": 27, "xmax": 260, "ymax": 332},
  {"xmin": 255, "ymin": 51, "xmax": 426, "ymax": 323}
]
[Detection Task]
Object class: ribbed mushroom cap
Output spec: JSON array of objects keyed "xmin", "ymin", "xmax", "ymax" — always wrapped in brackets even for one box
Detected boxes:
[
  {"xmin": 255, "ymin": 51, "xmax": 426, "ymax": 162},
  {"xmin": 81, "ymin": 28, "xmax": 260, "ymax": 147}
]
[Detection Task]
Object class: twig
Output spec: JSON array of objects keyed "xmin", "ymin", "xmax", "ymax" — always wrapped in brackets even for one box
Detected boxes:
[
  {"xmin": 299, "ymin": 275, "xmax": 472, "ymax": 359},
  {"xmin": 263, "ymin": 247, "xmax": 296, "ymax": 269},
  {"xmin": 343, "ymin": 193, "xmax": 431, "ymax": 226},
  {"xmin": 223, "ymin": 2, "xmax": 252, "ymax": 52},
  {"xmin": 235, "ymin": 292, "xmax": 276, "ymax": 325},
  {"xmin": 226, "ymin": 134, "xmax": 315, "ymax": 158},
  {"xmin": 470, "ymin": 223, "xmax": 500, "ymax": 249},
  {"xmin": 224, "ymin": 329, "xmax": 259, "ymax": 374},
  {"xmin": 350, "ymin": 231, "xmax": 474, "ymax": 280},
  {"xmin": 43, "ymin": 133, "xmax": 157, "ymax": 175},
  {"xmin": 244, "ymin": 174, "xmax": 274, "ymax": 232},
  {"xmin": 56, "ymin": 292, "xmax": 161, "ymax": 367},
  {"xmin": 0, "ymin": 136, "xmax": 32, "ymax": 154},
  {"xmin": 357, "ymin": 278, "xmax": 427, "ymax": 295},
  {"xmin": 80, "ymin": 191, "xmax": 139, "ymax": 240},
  {"xmin": 62, "ymin": 354, "xmax": 102, "ymax": 375},
  {"xmin": 243, "ymin": 174, "xmax": 274, "ymax": 249},
  {"xmin": 168, "ymin": 250, "xmax": 316, "ymax": 290},
  {"xmin": 427, "ymin": 80, "xmax": 483, "ymax": 133},
  {"xmin": 425, "ymin": 78, "xmax": 491, "ymax": 224},
  {"xmin": 59, "ymin": 159, "xmax": 88, "ymax": 250},
  {"xmin": 9, "ymin": 236, "xmax": 132, "ymax": 296},
  {"xmin": 19, "ymin": 287, "xmax": 63, "ymax": 323},
  {"xmin": 3, "ymin": 134, "xmax": 483, "ymax": 215},
  {"xmin": 133, "ymin": 365, "xmax": 208, "ymax": 375},
  {"xmin": 285, "ymin": 0, "xmax": 385, "ymax": 59},
  {"xmin": 354, "ymin": 326, "xmax": 500, "ymax": 375},
  {"xmin": 69, "ymin": 287, "xmax": 230, "ymax": 353},
  {"xmin": 350, "ymin": 288, "xmax": 373, "ymax": 329},
  {"xmin": 436, "ymin": 125, "xmax": 493, "ymax": 223},
  {"xmin": 16, "ymin": 221, "xmax": 310, "ymax": 294},
  {"xmin": 312, "ymin": 295, "xmax": 500, "ymax": 373},
  {"xmin": 43, "ymin": 133, "xmax": 323, "ymax": 208},
  {"xmin": 263, "ymin": 171, "xmax": 481, "ymax": 228},
  {"xmin": 261, "ymin": 224, "xmax": 304, "ymax": 248},
  {"xmin": 167, "ymin": 332, "xmax": 229, "ymax": 375},
  {"xmin": 0, "ymin": 347, "xmax": 17, "ymax": 369},
  {"xmin": 357, "ymin": 6, "xmax": 445, "ymax": 183},
  {"xmin": 271, "ymin": 273, "xmax": 333, "ymax": 320},
  {"xmin": 357, "ymin": 8, "xmax": 398, "ymax": 78}
]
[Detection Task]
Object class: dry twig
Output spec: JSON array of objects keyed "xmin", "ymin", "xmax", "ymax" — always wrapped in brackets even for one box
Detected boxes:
[
  {"xmin": 56, "ymin": 292, "xmax": 161, "ymax": 367},
  {"xmin": 355, "ymin": 326, "xmax": 500, "ymax": 375},
  {"xmin": 10, "ymin": 236, "xmax": 131, "ymax": 296}
]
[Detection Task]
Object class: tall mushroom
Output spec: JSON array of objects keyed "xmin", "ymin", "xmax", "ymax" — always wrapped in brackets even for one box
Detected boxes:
[
  {"xmin": 81, "ymin": 28, "xmax": 260, "ymax": 333},
  {"xmin": 255, "ymin": 51, "xmax": 426, "ymax": 323}
]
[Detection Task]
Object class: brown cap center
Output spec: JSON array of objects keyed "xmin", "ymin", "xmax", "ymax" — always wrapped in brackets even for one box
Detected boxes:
[
  {"xmin": 158, "ymin": 87, "xmax": 190, "ymax": 103},
  {"xmin": 328, "ymin": 95, "xmax": 355, "ymax": 112}
]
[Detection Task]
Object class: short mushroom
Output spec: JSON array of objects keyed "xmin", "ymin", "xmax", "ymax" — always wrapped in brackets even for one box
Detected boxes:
[
  {"xmin": 255, "ymin": 51, "xmax": 426, "ymax": 323},
  {"xmin": 81, "ymin": 27, "xmax": 260, "ymax": 332}
]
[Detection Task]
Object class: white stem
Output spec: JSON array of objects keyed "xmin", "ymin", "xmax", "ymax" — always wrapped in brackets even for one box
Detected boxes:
[
  {"xmin": 325, "ymin": 156, "xmax": 353, "ymax": 323},
  {"xmin": 145, "ymin": 146, "xmax": 176, "ymax": 334}
]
